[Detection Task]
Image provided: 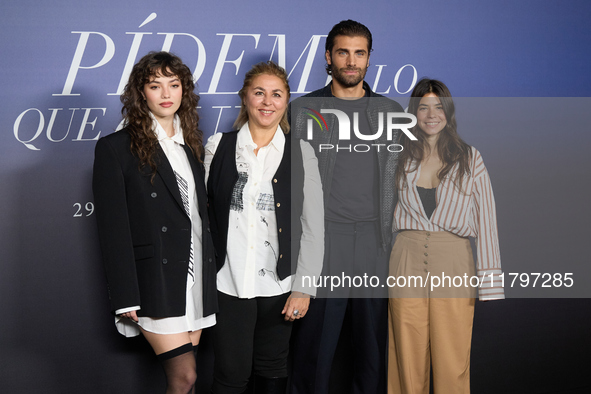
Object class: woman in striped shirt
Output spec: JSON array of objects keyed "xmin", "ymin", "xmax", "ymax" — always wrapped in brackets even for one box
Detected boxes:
[{"xmin": 387, "ymin": 79, "xmax": 503, "ymax": 394}]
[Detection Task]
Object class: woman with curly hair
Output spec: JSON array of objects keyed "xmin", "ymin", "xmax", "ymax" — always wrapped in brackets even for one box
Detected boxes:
[
  {"xmin": 388, "ymin": 79, "xmax": 504, "ymax": 394},
  {"xmin": 93, "ymin": 51, "xmax": 217, "ymax": 394}
]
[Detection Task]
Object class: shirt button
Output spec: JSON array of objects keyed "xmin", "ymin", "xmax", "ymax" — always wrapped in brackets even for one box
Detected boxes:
[
  {"xmin": 426, "ymin": 232, "xmax": 431, "ymax": 236},
  {"xmin": 151, "ymin": 192, "xmax": 157, "ymax": 198},
  {"xmin": 276, "ymin": 203, "xmax": 280, "ymax": 208},
  {"xmin": 273, "ymin": 179, "xmax": 278, "ymax": 183},
  {"xmin": 207, "ymin": 227, "xmax": 211, "ymax": 232},
  {"xmin": 162, "ymin": 226, "xmax": 168, "ymax": 232},
  {"xmin": 424, "ymin": 252, "xmax": 428, "ymax": 256},
  {"xmin": 424, "ymin": 244, "xmax": 428, "ymax": 248},
  {"xmin": 279, "ymin": 254, "xmax": 283, "ymax": 258},
  {"xmin": 423, "ymin": 261, "xmax": 428, "ymax": 264},
  {"xmin": 208, "ymin": 258, "xmax": 213, "ymax": 263},
  {"xmin": 279, "ymin": 228, "xmax": 282, "ymax": 233},
  {"xmin": 162, "ymin": 259, "xmax": 168, "ymax": 264}
]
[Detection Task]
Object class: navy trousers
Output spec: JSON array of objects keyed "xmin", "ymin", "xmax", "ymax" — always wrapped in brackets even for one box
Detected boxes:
[{"xmin": 290, "ymin": 221, "xmax": 388, "ymax": 394}]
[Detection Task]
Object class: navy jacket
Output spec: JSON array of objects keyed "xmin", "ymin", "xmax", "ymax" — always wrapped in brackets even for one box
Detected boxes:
[{"xmin": 290, "ymin": 81, "xmax": 403, "ymax": 250}]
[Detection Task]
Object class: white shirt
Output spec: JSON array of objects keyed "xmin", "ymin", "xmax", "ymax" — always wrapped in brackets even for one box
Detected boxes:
[
  {"xmin": 115, "ymin": 114, "xmax": 215, "ymax": 337},
  {"xmin": 204, "ymin": 123, "xmax": 324, "ymax": 299}
]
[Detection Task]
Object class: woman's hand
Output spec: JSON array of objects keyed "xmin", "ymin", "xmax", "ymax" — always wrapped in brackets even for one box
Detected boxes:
[
  {"xmin": 282, "ymin": 291, "xmax": 311, "ymax": 321},
  {"xmin": 120, "ymin": 310, "xmax": 139, "ymax": 323}
]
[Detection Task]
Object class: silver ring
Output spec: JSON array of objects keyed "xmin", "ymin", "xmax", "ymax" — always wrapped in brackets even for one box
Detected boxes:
[{"xmin": 293, "ymin": 310, "xmax": 299, "ymax": 316}]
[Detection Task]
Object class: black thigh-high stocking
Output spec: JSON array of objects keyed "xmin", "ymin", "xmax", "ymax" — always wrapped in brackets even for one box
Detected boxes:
[{"xmin": 157, "ymin": 343, "xmax": 196, "ymax": 394}]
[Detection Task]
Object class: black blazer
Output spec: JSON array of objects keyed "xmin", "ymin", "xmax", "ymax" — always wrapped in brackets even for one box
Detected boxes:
[{"xmin": 92, "ymin": 128, "xmax": 217, "ymax": 318}]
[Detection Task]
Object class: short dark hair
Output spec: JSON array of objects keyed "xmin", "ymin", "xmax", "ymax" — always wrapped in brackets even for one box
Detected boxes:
[
  {"xmin": 325, "ymin": 20, "xmax": 372, "ymax": 75},
  {"xmin": 325, "ymin": 19, "xmax": 373, "ymax": 54}
]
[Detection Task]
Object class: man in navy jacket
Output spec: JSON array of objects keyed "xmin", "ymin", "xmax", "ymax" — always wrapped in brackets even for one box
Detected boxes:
[{"xmin": 290, "ymin": 20, "xmax": 404, "ymax": 394}]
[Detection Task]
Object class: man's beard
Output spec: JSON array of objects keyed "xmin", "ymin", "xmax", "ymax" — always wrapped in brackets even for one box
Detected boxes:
[{"xmin": 330, "ymin": 64, "xmax": 367, "ymax": 88}]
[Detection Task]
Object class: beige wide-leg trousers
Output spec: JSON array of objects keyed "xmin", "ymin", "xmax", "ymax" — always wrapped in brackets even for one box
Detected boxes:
[{"xmin": 388, "ymin": 230, "xmax": 476, "ymax": 394}]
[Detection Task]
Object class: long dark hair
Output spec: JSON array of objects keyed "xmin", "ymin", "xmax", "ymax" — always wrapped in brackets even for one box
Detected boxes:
[
  {"xmin": 120, "ymin": 51, "xmax": 203, "ymax": 177},
  {"xmin": 395, "ymin": 78, "xmax": 472, "ymax": 191}
]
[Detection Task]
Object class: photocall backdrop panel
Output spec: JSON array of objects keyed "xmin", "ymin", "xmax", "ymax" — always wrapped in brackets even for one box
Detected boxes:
[{"xmin": 1, "ymin": 1, "xmax": 590, "ymax": 392}]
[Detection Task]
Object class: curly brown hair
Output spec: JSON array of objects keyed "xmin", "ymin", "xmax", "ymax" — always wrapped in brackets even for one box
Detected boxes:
[
  {"xmin": 120, "ymin": 51, "xmax": 203, "ymax": 177},
  {"xmin": 396, "ymin": 78, "xmax": 472, "ymax": 192}
]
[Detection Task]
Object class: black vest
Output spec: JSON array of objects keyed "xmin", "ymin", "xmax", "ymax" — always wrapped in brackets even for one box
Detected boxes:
[{"xmin": 207, "ymin": 131, "xmax": 304, "ymax": 280}]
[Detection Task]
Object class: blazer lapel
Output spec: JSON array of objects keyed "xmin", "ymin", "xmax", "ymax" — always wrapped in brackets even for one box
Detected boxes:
[
  {"xmin": 182, "ymin": 144, "xmax": 207, "ymax": 219},
  {"xmin": 155, "ymin": 145, "xmax": 185, "ymax": 213}
]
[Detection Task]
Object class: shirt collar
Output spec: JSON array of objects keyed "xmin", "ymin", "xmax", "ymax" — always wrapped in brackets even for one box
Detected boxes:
[
  {"xmin": 237, "ymin": 122, "xmax": 285, "ymax": 154},
  {"xmin": 151, "ymin": 113, "xmax": 184, "ymax": 145}
]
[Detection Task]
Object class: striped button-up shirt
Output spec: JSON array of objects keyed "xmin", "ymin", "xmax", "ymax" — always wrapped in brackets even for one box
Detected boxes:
[{"xmin": 393, "ymin": 147, "xmax": 504, "ymax": 300}]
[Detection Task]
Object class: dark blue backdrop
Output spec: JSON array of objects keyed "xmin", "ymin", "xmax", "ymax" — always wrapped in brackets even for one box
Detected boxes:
[{"xmin": 1, "ymin": 1, "xmax": 590, "ymax": 392}]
